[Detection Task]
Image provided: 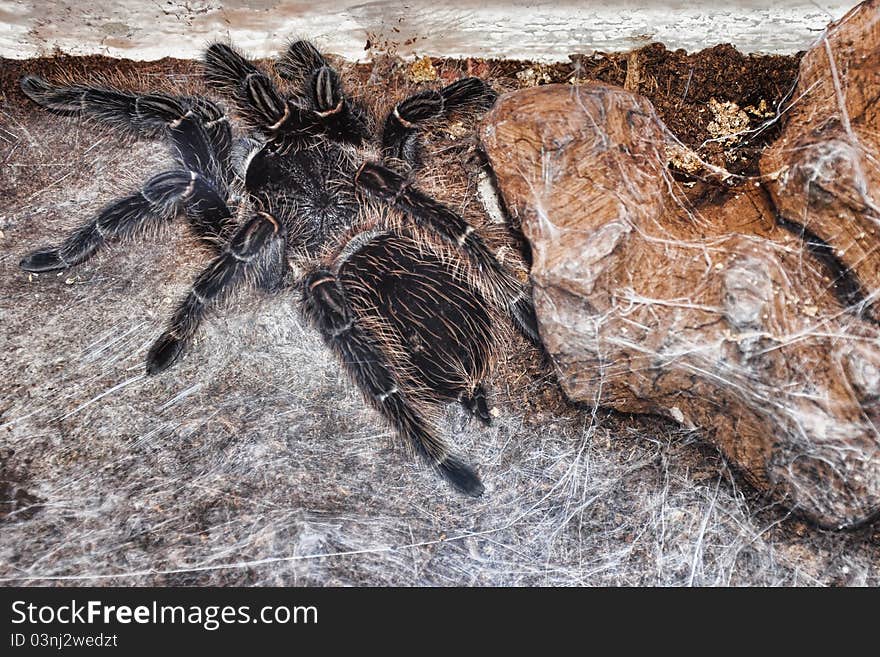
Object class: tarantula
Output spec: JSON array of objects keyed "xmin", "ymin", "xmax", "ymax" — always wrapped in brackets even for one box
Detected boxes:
[{"xmin": 17, "ymin": 40, "xmax": 539, "ymax": 495}]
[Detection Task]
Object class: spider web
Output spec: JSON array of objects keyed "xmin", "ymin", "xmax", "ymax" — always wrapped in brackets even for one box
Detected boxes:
[{"xmin": 0, "ymin": 16, "xmax": 877, "ymax": 586}]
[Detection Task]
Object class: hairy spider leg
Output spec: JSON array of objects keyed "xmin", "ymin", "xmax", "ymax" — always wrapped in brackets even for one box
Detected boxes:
[
  {"xmin": 146, "ymin": 212, "xmax": 286, "ymax": 374},
  {"xmin": 275, "ymin": 39, "xmax": 327, "ymax": 85},
  {"xmin": 203, "ymin": 43, "xmax": 326, "ymax": 141},
  {"xmin": 382, "ymin": 77, "xmax": 498, "ymax": 170},
  {"xmin": 302, "ymin": 268, "xmax": 485, "ymax": 496},
  {"xmin": 20, "ymin": 77, "xmax": 232, "ymax": 167},
  {"xmin": 165, "ymin": 110, "xmax": 231, "ymax": 196},
  {"xmin": 19, "ymin": 171, "xmax": 231, "ymax": 273},
  {"xmin": 18, "ymin": 77, "xmax": 235, "ymax": 252},
  {"xmin": 355, "ymin": 163, "xmax": 541, "ymax": 345},
  {"xmin": 167, "ymin": 114, "xmax": 236, "ymax": 242},
  {"xmin": 278, "ymin": 40, "xmax": 370, "ymax": 145},
  {"xmin": 275, "ymin": 39, "xmax": 337, "ymax": 110}
]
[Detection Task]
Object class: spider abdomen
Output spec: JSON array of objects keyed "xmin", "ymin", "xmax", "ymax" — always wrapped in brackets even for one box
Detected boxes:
[{"xmin": 337, "ymin": 232, "xmax": 495, "ymax": 402}]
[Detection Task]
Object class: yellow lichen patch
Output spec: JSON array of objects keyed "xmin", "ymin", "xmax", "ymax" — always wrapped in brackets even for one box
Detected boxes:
[
  {"xmin": 665, "ymin": 143, "xmax": 704, "ymax": 174},
  {"xmin": 409, "ymin": 56, "xmax": 438, "ymax": 83},
  {"xmin": 707, "ymin": 98, "xmax": 750, "ymax": 143},
  {"xmin": 515, "ymin": 65, "xmax": 553, "ymax": 87},
  {"xmin": 443, "ymin": 120, "xmax": 468, "ymax": 138},
  {"xmin": 745, "ymin": 99, "xmax": 776, "ymax": 119}
]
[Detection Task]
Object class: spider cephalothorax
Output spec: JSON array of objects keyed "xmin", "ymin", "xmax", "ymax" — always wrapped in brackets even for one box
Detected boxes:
[{"xmin": 18, "ymin": 40, "xmax": 540, "ymax": 495}]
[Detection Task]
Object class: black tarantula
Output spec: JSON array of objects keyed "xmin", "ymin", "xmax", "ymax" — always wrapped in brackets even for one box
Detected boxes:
[{"xmin": 18, "ymin": 40, "xmax": 539, "ymax": 496}]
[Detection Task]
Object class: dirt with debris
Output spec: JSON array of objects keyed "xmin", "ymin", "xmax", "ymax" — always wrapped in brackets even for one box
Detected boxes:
[
  {"xmin": 0, "ymin": 45, "xmax": 877, "ymax": 587},
  {"xmin": 457, "ymin": 43, "xmax": 799, "ymax": 175}
]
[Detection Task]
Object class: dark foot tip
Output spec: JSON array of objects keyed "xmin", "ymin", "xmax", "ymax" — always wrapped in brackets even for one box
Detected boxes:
[
  {"xmin": 512, "ymin": 297, "xmax": 542, "ymax": 347},
  {"xmin": 20, "ymin": 249, "xmax": 66, "ymax": 273},
  {"xmin": 204, "ymin": 43, "xmax": 239, "ymax": 69},
  {"xmin": 439, "ymin": 456, "xmax": 485, "ymax": 497},
  {"xmin": 442, "ymin": 77, "xmax": 498, "ymax": 111},
  {"xmin": 206, "ymin": 42, "xmax": 233, "ymax": 54},
  {"xmin": 146, "ymin": 333, "xmax": 185, "ymax": 375},
  {"xmin": 461, "ymin": 387, "xmax": 492, "ymax": 426},
  {"xmin": 20, "ymin": 75, "xmax": 47, "ymax": 95},
  {"xmin": 475, "ymin": 396, "xmax": 492, "ymax": 427},
  {"xmin": 462, "ymin": 402, "xmax": 492, "ymax": 427},
  {"xmin": 291, "ymin": 41, "xmax": 322, "ymax": 62}
]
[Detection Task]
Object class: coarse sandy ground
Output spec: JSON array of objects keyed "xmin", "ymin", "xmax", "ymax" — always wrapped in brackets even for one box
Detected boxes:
[{"xmin": 1, "ymin": 48, "xmax": 878, "ymax": 586}]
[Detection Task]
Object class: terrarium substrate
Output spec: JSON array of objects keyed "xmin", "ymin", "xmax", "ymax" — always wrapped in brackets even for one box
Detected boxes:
[{"xmin": 1, "ymin": 7, "xmax": 879, "ymax": 585}]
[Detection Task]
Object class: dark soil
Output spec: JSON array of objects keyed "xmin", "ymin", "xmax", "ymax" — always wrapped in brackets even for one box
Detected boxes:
[
  {"xmin": 447, "ymin": 42, "xmax": 800, "ymax": 175},
  {"xmin": 1, "ymin": 41, "xmax": 800, "ymax": 178}
]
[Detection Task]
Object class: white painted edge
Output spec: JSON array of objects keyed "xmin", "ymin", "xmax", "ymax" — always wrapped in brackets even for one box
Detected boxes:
[{"xmin": 0, "ymin": 1, "xmax": 858, "ymax": 62}]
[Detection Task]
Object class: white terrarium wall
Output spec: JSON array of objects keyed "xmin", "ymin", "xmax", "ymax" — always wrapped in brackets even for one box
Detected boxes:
[{"xmin": 0, "ymin": 0, "xmax": 855, "ymax": 60}]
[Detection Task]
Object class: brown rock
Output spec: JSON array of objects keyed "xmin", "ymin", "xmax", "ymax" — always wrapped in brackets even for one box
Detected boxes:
[
  {"xmin": 761, "ymin": 1, "xmax": 880, "ymax": 320},
  {"xmin": 481, "ymin": 2, "xmax": 880, "ymax": 528}
]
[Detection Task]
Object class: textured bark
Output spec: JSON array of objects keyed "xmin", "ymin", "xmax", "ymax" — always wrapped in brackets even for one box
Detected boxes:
[{"xmin": 481, "ymin": 2, "xmax": 880, "ymax": 528}]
